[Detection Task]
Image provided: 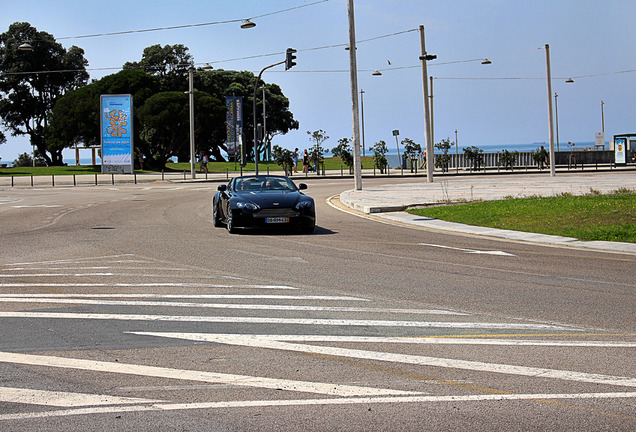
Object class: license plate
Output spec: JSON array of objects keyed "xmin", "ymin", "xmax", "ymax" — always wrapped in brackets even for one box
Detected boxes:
[{"xmin": 265, "ymin": 217, "xmax": 289, "ymax": 224}]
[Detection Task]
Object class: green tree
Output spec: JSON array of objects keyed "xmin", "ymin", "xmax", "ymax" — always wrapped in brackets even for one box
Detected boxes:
[
  {"xmin": 463, "ymin": 145, "xmax": 484, "ymax": 171},
  {"xmin": 197, "ymin": 70, "xmax": 299, "ymax": 161},
  {"xmin": 46, "ymin": 69, "xmax": 160, "ymax": 163},
  {"xmin": 307, "ymin": 129, "xmax": 328, "ymax": 172},
  {"xmin": 0, "ymin": 22, "xmax": 89, "ymax": 165},
  {"xmin": 123, "ymin": 44, "xmax": 193, "ymax": 91},
  {"xmin": 271, "ymin": 145, "xmax": 294, "ymax": 176},
  {"xmin": 137, "ymin": 90, "xmax": 225, "ymax": 169},
  {"xmin": 401, "ymin": 138, "xmax": 421, "ymax": 171},
  {"xmin": 13, "ymin": 151, "xmax": 46, "ymax": 167},
  {"xmin": 331, "ymin": 137, "xmax": 354, "ymax": 172},
  {"xmin": 371, "ymin": 140, "xmax": 389, "ymax": 173},
  {"xmin": 499, "ymin": 149, "xmax": 519, "ymax": 170},
  {"xmin": 434, "ymin": 138, "xmax": 452, "ymax": 172}
]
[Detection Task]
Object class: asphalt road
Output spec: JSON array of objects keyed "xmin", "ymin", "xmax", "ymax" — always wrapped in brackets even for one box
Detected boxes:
[{"xmin": 0, "ymin": 178, "xmax": 634, "ymax": 431}]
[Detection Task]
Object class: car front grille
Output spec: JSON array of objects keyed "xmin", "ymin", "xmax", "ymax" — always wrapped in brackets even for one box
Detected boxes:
[{"xmin": 255, "ymin": 208, "xmax": 298, "ymax": 218}]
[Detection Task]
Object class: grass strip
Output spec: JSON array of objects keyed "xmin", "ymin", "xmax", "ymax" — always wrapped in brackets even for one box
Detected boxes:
[{"xmin": 407, "ymin": 190, "xmax": 636, "ymax": 243}]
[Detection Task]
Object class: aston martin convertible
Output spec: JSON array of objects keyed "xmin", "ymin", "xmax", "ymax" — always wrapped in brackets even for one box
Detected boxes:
[{"xmin": 212, "ymin": 175, "xmax": 316, "ymax": 234}]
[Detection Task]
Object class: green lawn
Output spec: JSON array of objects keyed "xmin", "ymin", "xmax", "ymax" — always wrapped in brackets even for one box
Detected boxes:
[
  {"xmin": 407, "ymin": 190, "xmax": 636, "ymax": 243},
  {"xmin": 0, "ymin": 156, "xmax": 373, "ymax": 176}
]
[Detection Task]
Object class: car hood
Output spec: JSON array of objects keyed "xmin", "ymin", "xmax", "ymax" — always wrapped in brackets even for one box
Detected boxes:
[{"xmin": 233, "ymin": 190, "xmax": 309, "ymax": 208}]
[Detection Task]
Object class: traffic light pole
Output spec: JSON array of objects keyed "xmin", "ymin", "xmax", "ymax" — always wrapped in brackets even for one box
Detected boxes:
[{"xmin": 253, "ymin": 60, "xmax": 285, "ymax": 175}]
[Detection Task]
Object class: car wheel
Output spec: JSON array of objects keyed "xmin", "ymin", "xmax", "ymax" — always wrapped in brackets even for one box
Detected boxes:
[
  {"xmin": 300, "ymin": 224, "xmax": 315, "ymax": 234},
  {"xmin": 212, "ymin": 201, "xmax": 223, "ymax": 227},
  {"xmin": 226, "ymin": 203, "xmax": 236, "ymax": 234}
]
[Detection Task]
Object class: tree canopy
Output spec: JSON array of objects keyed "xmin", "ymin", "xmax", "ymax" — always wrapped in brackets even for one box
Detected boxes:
[
  {"xmin": 0, "ymin": 22, "xmax": 89, "ymax": 165},
  {"xmin": 2, "ymin": 26, "xmax": 299, "ymax": 168}
]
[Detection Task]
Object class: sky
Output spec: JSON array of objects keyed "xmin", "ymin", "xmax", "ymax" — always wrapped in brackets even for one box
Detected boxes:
[{"xmin": 1, "ymin": 0, "xmax": 635, "ymax": 162}]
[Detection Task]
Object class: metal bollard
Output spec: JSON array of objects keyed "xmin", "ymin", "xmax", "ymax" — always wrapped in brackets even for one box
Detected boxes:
[
  {"xmin": 52, "ymin": 175, "xmax": 55, "ymax": 187},
  {"xmin": 95, "ymin": 173, "xmax": 98, "ymax": 185},
  {"xmin": 73, "ymin": 174, "xmax": 76, "ymax": 186},
  {"xmin": 111, "ymin": 173, "xmax": 115, "ymax": 185}
]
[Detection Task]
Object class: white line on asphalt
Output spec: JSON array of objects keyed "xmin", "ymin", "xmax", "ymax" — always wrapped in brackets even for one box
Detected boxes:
[
  {"xmin": 135, "ymin": 333, "xmax": 636, "ymax": 388},
  {"xmin": 0, "ymin": 311, "xmax": 572, "ymax": 329},
  {"xmin": 2, "ymin": 392, "xmax": 636, "ymax": 421},
  {"xmin": 0, "ymin": 273, "xmax": 116, "ymax": 277},
  {"xmin": 0, "ymin": 352, "xmax": 417, "ymax": 398},
  {"xmin": 0, "ymin": 283, "xmax": 298, "ymax": 289},
  {"xmin": 419, "ymin": 243, "xmax": 516, "ymax": 256},
  {"xmin": 0, "ymin": 386, "xmax": 161, "ymax": 407},
  {"xmin": 4, "ymin": 254, "xmax": 136, "ymax": 266},
  {"xmin": 0, "ymin": 297, "xmax": 466, "ymax": 315},
  {"xmin": 11, "ymin": 205, "xmax": 63, "ymax": 208},
  {"xmin": 130, "ymin": 333, "xmax": 634, "ymax": 348},
  {"xmin": 0, "ymin": 293, "xmax": 369, "ymax": 301}
]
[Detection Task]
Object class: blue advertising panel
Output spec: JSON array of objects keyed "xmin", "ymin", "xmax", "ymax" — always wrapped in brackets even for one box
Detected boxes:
[
  {"xmin": 101, "ymin": 94, "xmax": 133, "ymax": 173},
  {"xmin": 225, "ymin": 96, "xmax": 243, "ymax": 158}
]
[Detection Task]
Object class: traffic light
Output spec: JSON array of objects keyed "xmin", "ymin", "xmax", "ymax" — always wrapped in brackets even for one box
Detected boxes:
[{"xmin": 285, "ymin": 48, "xmax": 297, "ymax": 70}]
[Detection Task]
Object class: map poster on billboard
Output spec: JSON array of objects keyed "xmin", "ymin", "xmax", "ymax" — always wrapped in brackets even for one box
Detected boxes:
[
  {"xmin": 101, "ymin": 94, "xmax": 133, "ymax": 174},
  {"xmin": 225, "ymin": 96, "xmax": 243, "ymax": 158},
  {"xmin": 615, "ymin": 138, "xmax": 627, "ymax": 164}
]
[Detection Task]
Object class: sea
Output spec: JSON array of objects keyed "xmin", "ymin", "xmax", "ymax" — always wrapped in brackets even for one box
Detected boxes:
[{"xmin": 2, "ymin": 141, "xmax": 602, "ymax": 168}]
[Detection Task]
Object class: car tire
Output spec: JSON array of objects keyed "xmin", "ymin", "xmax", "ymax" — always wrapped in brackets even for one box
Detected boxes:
[
  {"xmin": 300, "ymin": 225, "xmax": 315, "ymax": 234},
  {"xmin": 226, "ymin": 203, "xmax": 236, "ymax": 234},
  {"xmin": 213, "ymin": 201, "xmax": 223, "ymax": 227}
]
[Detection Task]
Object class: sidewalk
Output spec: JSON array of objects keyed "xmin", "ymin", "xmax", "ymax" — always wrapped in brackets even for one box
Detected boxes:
[{"xmin": 339, "ymin": 172, "xmax": 636, "ymax": 254}]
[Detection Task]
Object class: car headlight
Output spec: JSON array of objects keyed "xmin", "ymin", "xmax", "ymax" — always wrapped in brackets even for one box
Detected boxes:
[
  {"xmin": 236, "ymin": 202, "xmax": 260, "ymax": 212},
  {"xmin": 295, "ymin": 200, "xmax": 313, "ymax": 210}
]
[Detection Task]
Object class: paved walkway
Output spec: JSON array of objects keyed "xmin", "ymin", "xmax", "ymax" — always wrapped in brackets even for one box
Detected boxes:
[{"xmin": 339, "ymin": 172, "xmax": 636, "ymax": 254}]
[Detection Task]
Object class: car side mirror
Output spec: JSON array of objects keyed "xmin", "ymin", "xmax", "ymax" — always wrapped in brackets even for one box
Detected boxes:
[
  {"xmin": 217, "ymin": 184, "xmax": 227, "ymax": 192},
  {"xmin": 298, "ymin": 183, "xmax": 307, "ymax": 190}
]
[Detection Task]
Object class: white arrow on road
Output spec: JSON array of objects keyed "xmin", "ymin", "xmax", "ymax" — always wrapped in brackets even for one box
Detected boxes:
[{"xmin": 419, "ymin": 243, "xmax": 515, "ymax": 256}]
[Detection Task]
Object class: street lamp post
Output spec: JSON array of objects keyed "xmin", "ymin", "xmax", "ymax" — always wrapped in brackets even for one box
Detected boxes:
[
  {"xmin": 455, "ymin": 129, "xmax": 458, "ymax": 174},
  {"xmin": 360, "ymin": 89, "xmax": 366, "ymax": 157},
  {"xmin": 554, "ymin": 92, "xmax": 560, "ymax": 152},
  {"xmin": 253, "ymin": 60, "xmax": 285, "ymax": 175},
  {"xmin": 601, "ymin": 100, "xmax": 605, "ymax": 133},
  {"xmin": 347, "ymin": 0, "xmax": 362, "ymax": 190},
  {"xmin": 188, "ymin": 68, "xmax": 196, "ymax": 179},
  {"xmin": 419, "ymin": 25, "xmax": 436, "ymax": 182},
  {"xmin": 544, "ymin": 44, "xmax": 556, "ymax": 177}
]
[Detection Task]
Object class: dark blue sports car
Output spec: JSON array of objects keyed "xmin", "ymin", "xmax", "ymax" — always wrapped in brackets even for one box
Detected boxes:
[{"xmin": 213, "ymin": 175, "xmax": 316, "ymax": 234}]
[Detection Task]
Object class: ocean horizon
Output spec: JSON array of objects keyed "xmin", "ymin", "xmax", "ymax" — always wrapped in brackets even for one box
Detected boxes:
[{"xmin": 2, "ymin": 141, "xmax": 604, "ymax": 168}]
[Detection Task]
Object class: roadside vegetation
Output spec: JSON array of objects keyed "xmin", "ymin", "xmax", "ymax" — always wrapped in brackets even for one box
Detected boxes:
[
  {"xmin": 407, "ymin": 189, "xmax": 636, "ymax": 243},
  {"xmin": 0, "ymin": 156, "xmax": 377, "ymax": 176}
]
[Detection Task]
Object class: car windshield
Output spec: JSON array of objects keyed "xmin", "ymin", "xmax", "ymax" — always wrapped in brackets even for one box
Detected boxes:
[{"xmin": 234, "ymin": 176, "xmax": 297, "ymax": 192}]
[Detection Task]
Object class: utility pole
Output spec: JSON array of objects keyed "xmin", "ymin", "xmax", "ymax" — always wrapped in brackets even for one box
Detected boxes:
[
  {"xmin": 545, "ymin": 44, "xmax": 555, "ymax": 177},
  {"xmin": 348, "ymin": 0, "xmax": 362, "ymax": 190},
  {"xmin": 419, "ymin": 25, "xmax": 436, "ymax": 182}
]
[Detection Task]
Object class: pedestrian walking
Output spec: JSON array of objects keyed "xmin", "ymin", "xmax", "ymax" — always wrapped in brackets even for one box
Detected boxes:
[
  {"xmin": 293, "ymin": 148, "xmax": 299, "ymax": 173},
  {"xmin": 302, "ymin": 149, "xmax": 309, "ymax": 173}
]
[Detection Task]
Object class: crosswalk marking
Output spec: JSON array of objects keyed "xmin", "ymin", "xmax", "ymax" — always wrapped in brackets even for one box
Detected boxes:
[
  {"xmin": 0, "ymin": 311, "xmax": 572, "ymax": 329},
  {"xmin": 133, "ymin": 333, "xmax": 636, "ymax": 388},
  {"xmin": 2, "ymin": 392, "xmax": 636, "ymax": 421},
  {"xmin": 0, "ymin": 352, "xmax": 418, "ymax": 398},
  {"xmin": 0, "ymin": 387, "xmax": 161, "ymax": 407},
  {"xmin": 0, "ymin": 297, "xmax": 466, "ymax": 315}
]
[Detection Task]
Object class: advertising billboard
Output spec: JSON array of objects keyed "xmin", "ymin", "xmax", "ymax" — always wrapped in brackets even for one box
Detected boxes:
[
  {"xmin": 101, "ymin": 94, "xmax": 133, "ymax": 174},
  {"xmin": 225, "ymin": 96, "xmax": 243, "ymax": 159},
  {"xmin": 614, "ymin": 138, "xmax": 627, "ymax": 164}
]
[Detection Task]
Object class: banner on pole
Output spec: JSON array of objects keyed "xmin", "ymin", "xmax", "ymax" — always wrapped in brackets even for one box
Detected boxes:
[
  {"xmin": 225, "ymin": 96, "xmax": 243, "ymax": 158},
  {"xmin": 100, "ymin": 94, "xmax": 133, "ymax": 174}
]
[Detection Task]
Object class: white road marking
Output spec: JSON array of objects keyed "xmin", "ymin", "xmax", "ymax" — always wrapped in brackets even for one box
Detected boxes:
[
  {"xmin": 128, "ymin": 334, "xmax": 635, "ymax": 348},
  {"xmin": 419, "ymin": 243, "xmax": 516, "ymax": 256},
  {"xmin": 0, "ymin": 283, "xmax": 298, "ymax": 289},
  {"xmin": 0, "ymin": 297, "xmax": 466, "ymax": 315},
  {"xmin": 0, "ymin": 386, "xmax": 161, "ymax": 407},
  {"xmin": 0, "ymin": 312, "xmax": 571, "ymax": 329},
  {"xmin": 0, "ymin": 293, "xmax": 369, "ymax": 302},
  {"xmin": 11, "ymin": 205, "xmax": 63, "ymax": 208},
  {"xmin": 2, "ymin": 392, "xmax": 636, "ymax": 421},
  {"xmin": 0, "ymin": 352, "xmax": 417, "ymax": 398},
  {"xmin": 0, "ymin": 273, "xmax": 116, "ymax": 277},
  {"xmin": 134, "ymin": 333, "xmax": 636, "ymax": 388}
]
